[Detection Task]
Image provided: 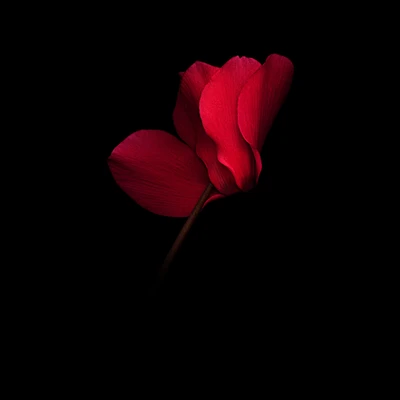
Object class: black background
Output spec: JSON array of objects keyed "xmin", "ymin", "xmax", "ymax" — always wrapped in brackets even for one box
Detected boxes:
[
  {"xmin": 84, "ymin": 19, "xmax": 356, "ymax": 325},
  {"xmin": 4, "ymin": 7, "xmax": 392, "ymax": 386},
  {"xmin": 5, "ymin": 6, "xmax": 391, "ymax": 385}
]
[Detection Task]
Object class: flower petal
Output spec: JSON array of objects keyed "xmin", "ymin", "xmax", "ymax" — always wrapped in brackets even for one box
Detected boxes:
[
  {"xmin": 173, "ymin": 61, "xmax": 239, "ymax": 195},
  {"xmin": 199, "ymin": 56, "xmax": 261, "ymax": 191},
  {"xmin": 108, "ymin": 130, "xmax": 220, "ymax": 217},
  {"xmin": 173, "ymin": 62, "xmax": 218, "ymax": 150},
  {"xmin": 238, "ymin": 54, "xmax": 294, "ymax": 178}
]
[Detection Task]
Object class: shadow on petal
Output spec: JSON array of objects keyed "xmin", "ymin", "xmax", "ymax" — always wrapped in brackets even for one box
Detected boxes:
[
  {"xmin": 199, "ymin": 56, "xmax": 261, "ymax": 191},
  {"xmin": 174, "ymin": 61, "xmax": 239, "ymax": 195},
  {"xmin": 238, "ymin": 54, "xmax": 294, "ymax": 180}
]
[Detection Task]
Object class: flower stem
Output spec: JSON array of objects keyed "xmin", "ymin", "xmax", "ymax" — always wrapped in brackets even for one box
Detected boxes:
[{"xmin": 152, "ymin": 182, "xmax": 214, "ymax": 292}]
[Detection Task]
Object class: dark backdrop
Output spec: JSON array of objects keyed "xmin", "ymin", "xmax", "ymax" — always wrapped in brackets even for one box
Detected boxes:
[
  {"xmin": 86, "ymin": 22, "xmax": 349, "ymax": 324},
  {"xmin": 6, "ymin": 6, "xmax": 385, "ymax": 383}
]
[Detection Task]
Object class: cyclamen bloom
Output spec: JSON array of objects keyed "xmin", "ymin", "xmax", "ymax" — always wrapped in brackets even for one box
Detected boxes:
[{"xmin": 108, "ymin": 54, "xmax": 294, "ymax": 217}]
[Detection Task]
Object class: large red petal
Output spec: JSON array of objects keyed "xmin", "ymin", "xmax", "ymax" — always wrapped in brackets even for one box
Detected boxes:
[
  {"xmin": 108, "ymin": 130, "xmax": 220, "ymax": 217},
  {"xmin": 199, "ymin": 56, "xmax": 261, "ymax": 191},
  {"xmin": 238, "ymin": 54, "xmax": 294, "ymax": 178},
  {"xmin": 173, "ymin": 61, "xmax": 239, "ymax": 195}
]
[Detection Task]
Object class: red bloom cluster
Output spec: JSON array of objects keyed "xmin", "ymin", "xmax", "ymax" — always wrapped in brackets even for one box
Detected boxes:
[{"xmin": 109, "ymin": 54, "xmax": 293, "ymax": 217}]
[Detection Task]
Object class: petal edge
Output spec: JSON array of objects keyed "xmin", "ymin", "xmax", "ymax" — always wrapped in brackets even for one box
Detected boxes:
[
  {"xmin": 238, "ymin": 54, "xmax": 294, "ymax": 152},
  {"xmin": 199, "ymin": 56, "xmax": 261, "ymax": 191},
  {"xmin": 108, "ymin": 130, "xmax": 214, "ymax": 217},
  {"xmin": 173, "ymin": 61, "xmax": 239, "ymax": 195}
]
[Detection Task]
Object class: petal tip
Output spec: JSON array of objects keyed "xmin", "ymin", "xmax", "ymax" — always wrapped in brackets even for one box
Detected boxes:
[{"xmin": 267, "ymin": 53, "xmax": 294, "ymax": 70}]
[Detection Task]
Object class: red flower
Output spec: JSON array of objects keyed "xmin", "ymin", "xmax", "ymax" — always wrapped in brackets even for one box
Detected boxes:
[{"xmin": 108, "ymin": 54, "xmax": 294, "ymax": 217}]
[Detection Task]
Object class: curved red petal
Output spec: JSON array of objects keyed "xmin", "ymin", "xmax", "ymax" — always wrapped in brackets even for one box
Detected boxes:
[
  {"xmin": 204, "ymin": 191, "xmax": 224, "ymax": 208},
  {"xmin": 173, "ymin": 61, "xmax": 239, "ymax": 195},
  {"xmin": 238, "ymin": 54, "xmax": 294, "ymax": 178},
  {"xmin": 173, "ymin": 62, "xmax": 218, "ymax": 150},
  {"xmin": 199, "ymin": 56, "xmax": 261, "ymax": 191},
  {"xmin": 108, "ymin": 130, "xmax": 216, "ymax": 217}
]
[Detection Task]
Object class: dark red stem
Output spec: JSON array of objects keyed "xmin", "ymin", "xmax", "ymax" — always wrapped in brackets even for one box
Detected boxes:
[{"xmin": 151, "ymin": 182, "xmax": 214, "ymax": 293}]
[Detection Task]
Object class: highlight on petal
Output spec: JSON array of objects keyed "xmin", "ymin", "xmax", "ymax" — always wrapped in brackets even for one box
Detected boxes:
[
  {"xmin": 238, "ymin": 54, "xmax": 294, "ymax": 179},
  {"xmin": 199, "ymin": 56, "xmax": 261, "ymax": 191},
  {"xmin": 173, "ymin": 61, "xmax": 239, "ymax": 195},
  {"xmin": 108, "ymin": 130, "xmax": 220, "ymax": 217}
]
